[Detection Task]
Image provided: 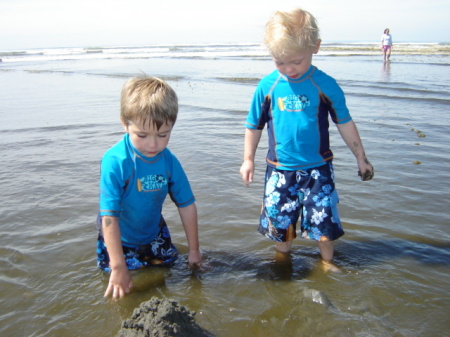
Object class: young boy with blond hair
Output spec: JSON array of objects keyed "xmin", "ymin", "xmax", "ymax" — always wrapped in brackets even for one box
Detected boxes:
[
  {"xmin": 97, "ymin": 76, "xmax": 202, "ymax": 298},
  {"xmin": 240, "ymin": 9, "xmax": 374, "ymax": 269}
]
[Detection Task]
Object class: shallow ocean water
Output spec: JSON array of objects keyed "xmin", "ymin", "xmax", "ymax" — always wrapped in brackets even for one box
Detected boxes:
[{"xmin": 0, "ymin": 44, "xmax": 449, "ymax": 336}]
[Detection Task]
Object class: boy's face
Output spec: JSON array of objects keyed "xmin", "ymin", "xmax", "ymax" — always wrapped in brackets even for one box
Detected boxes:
[
  {"xmin": 273, "ymin": 41, "xmax": 321, "ymax": 79},
  {"xmin": 122, "ymin": 118, "xmax": 172, "ymax": 158}
]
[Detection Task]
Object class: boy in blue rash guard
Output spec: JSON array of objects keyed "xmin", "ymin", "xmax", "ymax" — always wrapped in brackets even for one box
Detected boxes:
[
  {"xmin": 240, "ymin": 9, "xmax": 374, "ymax": 271},
  {"xmin": 97, "ymin": 76, "xmax": 202, "ymax": 299}
]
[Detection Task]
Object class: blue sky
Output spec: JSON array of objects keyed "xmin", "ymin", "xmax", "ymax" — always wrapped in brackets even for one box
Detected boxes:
[{"xmin": 1, "ymin": 0, "xmax": 449, "ymax": 50}]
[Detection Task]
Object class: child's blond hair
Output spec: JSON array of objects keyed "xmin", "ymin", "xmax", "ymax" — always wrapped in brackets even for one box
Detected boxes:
[
  {"xmin": 264, "ymin": 8, "xmax": 320, "ymax": 58},
  {"xmin": 120, "ymin": 76, "xmax": 178, "ymax": 129}
]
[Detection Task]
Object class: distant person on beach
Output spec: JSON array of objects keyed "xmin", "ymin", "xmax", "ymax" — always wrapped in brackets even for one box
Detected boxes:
[
  {"xmin": 97, "ymin": 76, "xmax": 202, "ymax": 299},
  {"xmin": 381, "ymin": 28, "xmax": 393, "ymax": 62},
  {"xmin": 240, "ymin": 8, "xmax": 374, "ymax": 271}
]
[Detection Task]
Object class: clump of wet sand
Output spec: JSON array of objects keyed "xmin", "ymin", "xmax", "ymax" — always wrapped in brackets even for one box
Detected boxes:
[{"xmin": 118, "ymin": 297, "xmax": 213, "ymax": 337}]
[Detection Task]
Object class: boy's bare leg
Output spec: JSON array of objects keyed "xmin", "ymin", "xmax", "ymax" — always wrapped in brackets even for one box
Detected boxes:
[
  {"xmin": 317, "ymin": 241, "xmax": 341, "ymax": 272},
  {"xmin": 276, "ymin": 240, "xmax": 293, "ymax": 253},
  {"xmin": 274, "ymin": 240, "xmax": 293, "ymax": 262},
  {"xmin": 317, "ymin": 240, "xmax": 333, "ymax": 261}
]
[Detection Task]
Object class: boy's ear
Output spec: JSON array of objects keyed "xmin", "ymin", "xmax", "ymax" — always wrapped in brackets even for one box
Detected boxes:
[
  {"xmin": 121, "ymin": 118, "xmax": 129, "ymax": 132},
  {"xmin": 313, "ymin": 39, "xmax": 322, "ymax": 54}
]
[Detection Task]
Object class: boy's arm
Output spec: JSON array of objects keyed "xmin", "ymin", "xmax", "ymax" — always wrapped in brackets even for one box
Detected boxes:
[
  {"xmin": 336, "ymin": 121, "xmax": 374, "ymax": 181},
  {"xmin": 102, "ymin": 216, "xmax": 133, "ymax": 299},
  {"xmin": 178, "ymin": 203, "xmax": 202, "ymax": 269},
  {"xmin": 240, "ymin": 128, "xmax": 263, "ymax": 186}
]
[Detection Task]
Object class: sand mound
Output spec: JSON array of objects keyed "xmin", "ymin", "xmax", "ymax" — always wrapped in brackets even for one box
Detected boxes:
[{"xmin": 118, "ymin": 297, "xmax": 213, "ymax": 337}]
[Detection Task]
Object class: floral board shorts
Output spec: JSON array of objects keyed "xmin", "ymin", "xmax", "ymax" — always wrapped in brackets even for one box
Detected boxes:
[
  {"xmin": 259, "ymin": 162, "xmax": 344, "ymax": 242},
  {"xmin": 96, "ymin": 216, "xmax": 178, "ymax": 272}
]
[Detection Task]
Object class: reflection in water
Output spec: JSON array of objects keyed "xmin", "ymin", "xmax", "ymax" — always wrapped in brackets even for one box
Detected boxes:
[
  {"xmin": 264, "ymin": 251, "xmax": 294, "ymax": 281},
  {"xmin": 381, "ymin": 61, "xmax": 391, "ymax": 80}
]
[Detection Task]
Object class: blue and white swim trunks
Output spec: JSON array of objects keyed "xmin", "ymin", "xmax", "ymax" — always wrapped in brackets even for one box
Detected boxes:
[
  {"xmin": 96, "ymin": 217, "xmax": 178, "ymax": 272},
  {"xmin": 259, "ymin": 163, "xmax": 344, "ymax": 242}
]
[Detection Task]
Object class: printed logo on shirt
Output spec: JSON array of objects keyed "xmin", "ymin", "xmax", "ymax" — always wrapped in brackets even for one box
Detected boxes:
[
  {"xmin": 278, "ymin": 94, "xmax": 310, "ymax": 112},
  {"xmin": 137, "ymin": 174, "xmax": 168, "ymax": 192}
]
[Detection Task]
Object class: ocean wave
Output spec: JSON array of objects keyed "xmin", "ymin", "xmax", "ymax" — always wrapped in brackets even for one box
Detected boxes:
[
  {"xmin": 340, "ymin": 79, "xmax": 450, "ymax": 104},
  {"xmin": 1, "ymin": 42, "xmax": 449, "ymax": 64},
  {"xmin": 346, "ymin": 91, "xmax": 450, "ymax": 105}
]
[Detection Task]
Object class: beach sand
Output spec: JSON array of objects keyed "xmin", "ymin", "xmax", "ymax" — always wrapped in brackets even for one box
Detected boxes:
[{"xmin": 118, "ymin": 297, "xmax": 212, "ymax": 337}]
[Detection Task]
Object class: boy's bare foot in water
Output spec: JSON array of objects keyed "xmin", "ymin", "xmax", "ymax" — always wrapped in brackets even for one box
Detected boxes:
[{"xmin": 320, "ymin": 260, "xmax": 342, "ymax": 273}]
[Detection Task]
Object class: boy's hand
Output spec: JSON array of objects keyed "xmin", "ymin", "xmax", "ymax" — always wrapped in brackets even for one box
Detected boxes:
[
  {"xmin": 357, "ymin": 158, "xmax": 374, "ymax": 181},
  {"xmin": 240, "ymin": 160, "xmax": 255, "ymax": 187},
  {"xmin": 188, "ymin": 249, "xmax": 203, "ymax": 270},
  {"xmin": 188, "ymin": 250, "xmax": 202, "ymax": 269},
  {"xmin": 104, "ymin": 266, "xmax": 133, "ymax": 299}
]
